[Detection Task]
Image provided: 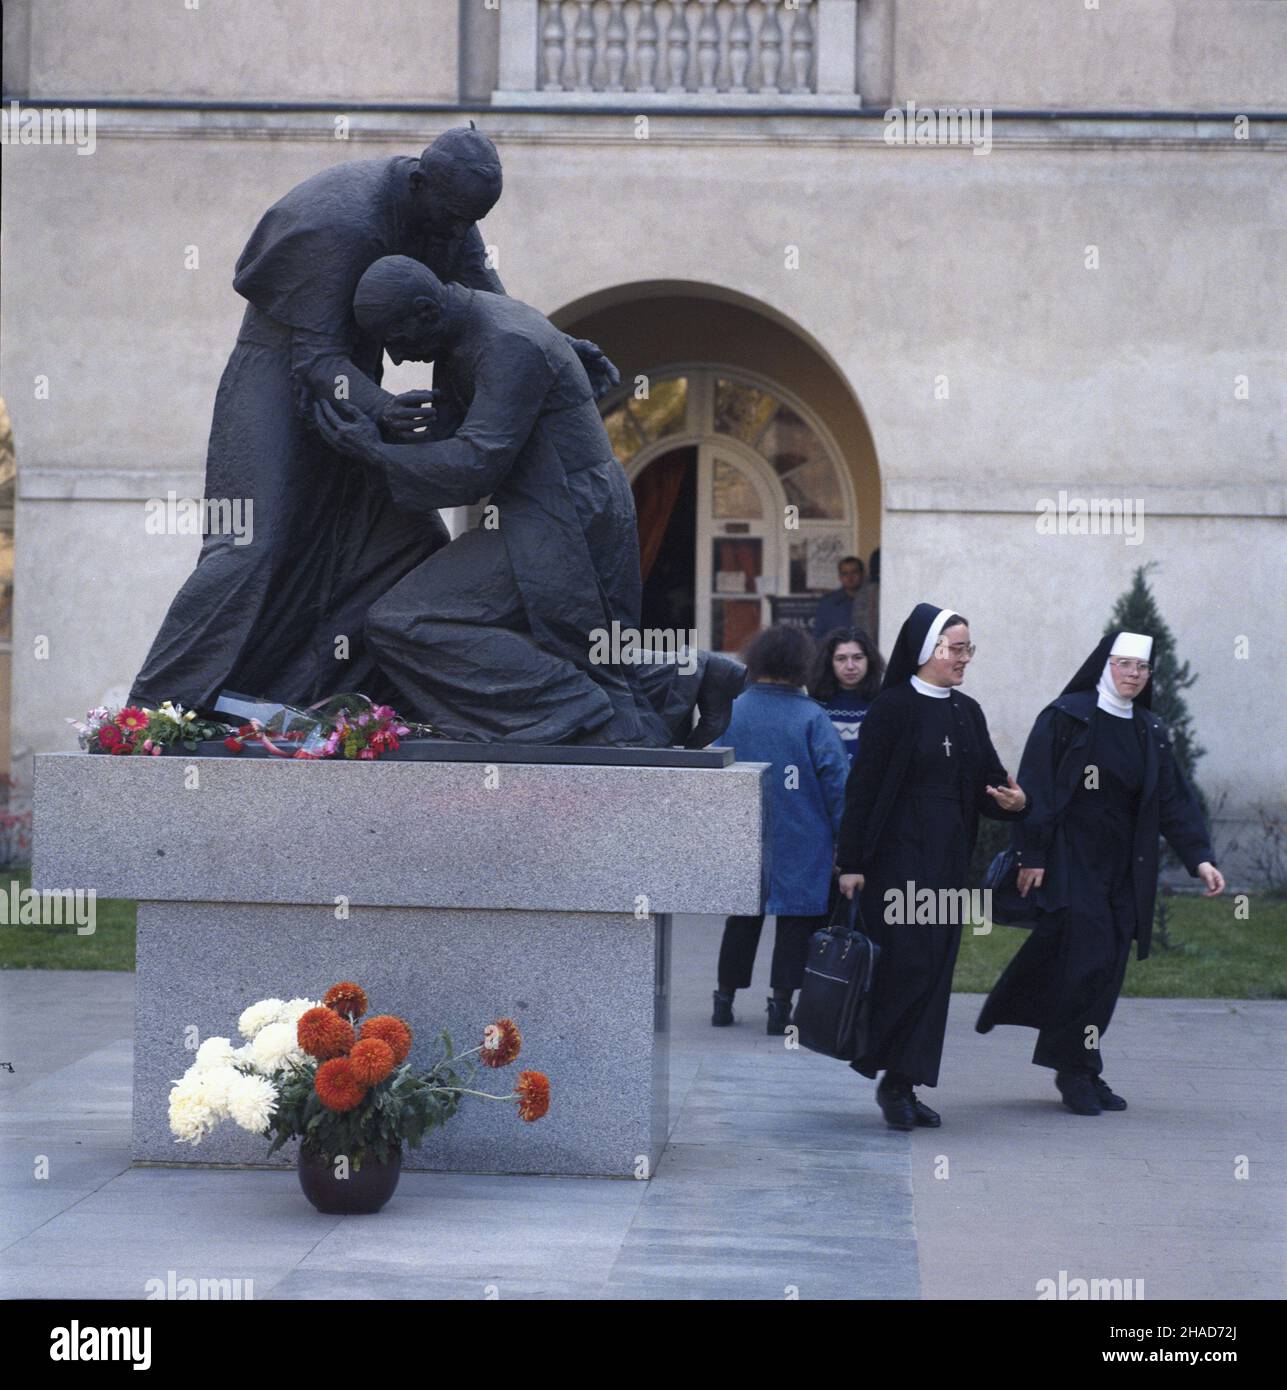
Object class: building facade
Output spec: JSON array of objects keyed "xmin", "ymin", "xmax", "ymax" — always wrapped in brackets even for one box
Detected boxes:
[{"xmin": 3, "ymin": 0, "xmax": 1284, "ymax": 851}]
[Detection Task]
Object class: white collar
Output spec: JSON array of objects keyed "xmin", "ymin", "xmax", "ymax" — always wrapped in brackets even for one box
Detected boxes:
[
  {"xmin": 1096, "ymin": 660, "xmax": 1135, "ymax": 719},
  {"xmin": 910, "ymin": 674, "xmax": 951, "ymax": 699}
]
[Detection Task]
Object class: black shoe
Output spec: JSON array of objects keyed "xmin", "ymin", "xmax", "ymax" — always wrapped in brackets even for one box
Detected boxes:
[
  {"xmin": 876, "ymin": 1079, "xmax": 917, "ymax": 1131},
  {"xmin": 685, "ymin": 654, "xmax": 748, "ymax": 749},
  {"xmin": 766, "ymin": 996, "xmax": 792, "ymax": 1035},
  {"xmin": 909, "ymin": 1091, "xmax": 941, "ymax": 1127},
  {"xmin": 711, "ymin": 990, "xmax": 735, "ymax": 1027},
  {"xmin": 1092, "ymin": 1076, "xmax": 1128, "ymax": 1111},
  {"xmin": 1056, "ymin": 1070, "xmax": 1103, "ymax": 1116}
]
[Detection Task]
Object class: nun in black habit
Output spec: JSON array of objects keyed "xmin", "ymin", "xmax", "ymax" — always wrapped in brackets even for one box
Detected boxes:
[
  {"xmin": 836, "ymin": 603, "xmax": 1027, "ymax": 1130},
  {"xmin": 976, "ymin": 631, "xmax": 1223, "ymax": 1115}
]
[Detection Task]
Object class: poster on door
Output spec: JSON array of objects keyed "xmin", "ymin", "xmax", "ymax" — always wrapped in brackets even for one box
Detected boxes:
[{"xmin": 804, "ymin": 534, "xmax": 847, "ymax": 590}]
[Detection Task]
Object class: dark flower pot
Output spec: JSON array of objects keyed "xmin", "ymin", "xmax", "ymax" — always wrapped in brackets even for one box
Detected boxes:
[{"xmin": 297, "ymin": 1146, "xmax": 402, "ymax": 1214}]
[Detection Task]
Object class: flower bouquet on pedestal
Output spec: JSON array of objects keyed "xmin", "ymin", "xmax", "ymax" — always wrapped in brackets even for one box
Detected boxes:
[
  {"xmin": 168, "ymin": 982, "xmax": 550, "ymax": 1214},
  {"xmin": 70, "ymin": 693, "xmax": 435, "ymax": 761},
  {"xmin": 70, "ymin": 700, "xmax": 227, "ymax": 756}
]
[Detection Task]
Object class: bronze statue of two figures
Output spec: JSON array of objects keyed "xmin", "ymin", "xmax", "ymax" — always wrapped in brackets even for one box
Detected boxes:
[{"xmin": 129, "ymin": 127, "xmax": 742, "ymax": 750}]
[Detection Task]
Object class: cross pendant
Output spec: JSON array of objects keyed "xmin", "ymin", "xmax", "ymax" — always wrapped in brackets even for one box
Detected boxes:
[{"xmin": 942, "ymin": 734, "xmax": 952, "ymax": 757}]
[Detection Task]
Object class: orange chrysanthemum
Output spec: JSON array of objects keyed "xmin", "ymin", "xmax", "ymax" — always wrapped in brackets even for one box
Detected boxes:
[
  {"xmin": 349, "ymin": 1037, "xmax": 395, "ymax": 1086},
  {"xmin": 480, "ymin": 1017, "xmax": 522, "ymax": 1069},
  {"xmin": 360, "ymin": 1014, "xmax": 412, "ymax": 1065},
  {"xmin": 314, "ymin": 1057, "xmax": 367, "ymax": 1112},
  {"xmin": 296, "ymin": 1006, "xmax": 355, "ymax": 1060},
  {"xmin": 514, "ymin": 1070, "xmax": 550, "ymax": 1123},
  {"xmin": 323, "ymin": 981, "xmax": 368, "ymax": 1019}
]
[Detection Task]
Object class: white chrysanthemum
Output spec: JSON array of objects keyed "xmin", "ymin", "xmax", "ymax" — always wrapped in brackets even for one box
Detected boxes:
[
  {"xmin": 226, "ymin": 1072, "xmax": 277, "ymax": 1134},
  {"xmin": 249, "ymin": 1021, "xmax": 304, "ymax": 1074},
  {"xmin": 176, "ymin": 1064, "xmax": 238, "ymax": 1119},
  {"xmin": 238, "ymin": 999, "xmax": 287, "ymax": 1040},
  {"xmin": 193, "ymin": 1037, "xmax": 237, "ymax": 1071},
  {"xmin": 169, "ymin": 1093, "xmax": 215, "ymax": 1144},
  {"xmin": 277, "ymin": 997, "xmax": 319, "ymax": 1027},
  {"xmin": 168, "ymin": 1074, "xmax": 221, "ymax": 1144}
]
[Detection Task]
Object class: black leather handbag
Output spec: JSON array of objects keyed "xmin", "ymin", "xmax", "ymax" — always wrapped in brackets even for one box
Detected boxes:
[
  {"xmin": 983, "ymin": 847, "xmax": 1042, "ymax": 927},
  {"xmin": 793, "ymin": 894, "xmax": 880, "ymax": 1062}
]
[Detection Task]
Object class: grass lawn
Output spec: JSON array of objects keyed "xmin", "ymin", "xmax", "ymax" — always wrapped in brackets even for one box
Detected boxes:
[
  {"xmin": 2, "ymin": 868, "xmax": 1283, "ymax": 999},
  {"xmin": 0, "ymin": 869, "xmax": 136, "ymax": 970},
  {"xmin": 954, "ymin": 892, "xmax": 1287, "ymax": 999}
]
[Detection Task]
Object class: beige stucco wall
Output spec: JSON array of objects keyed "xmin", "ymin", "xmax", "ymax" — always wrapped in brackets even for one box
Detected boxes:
[
  {"xmin": 3, "ymin": 0, "xmax": 459, "ymax": 104},
  {"xmin": 881, "ymin": 509, "xmax": 1285, "ymax": 828},
  {"xmin": 886, "ymin": 0, "xmax": 1286, "ymax": 111},
  {"xmin": 4, "ymin": 111, "xmax": 1284, "ymax": 831}
]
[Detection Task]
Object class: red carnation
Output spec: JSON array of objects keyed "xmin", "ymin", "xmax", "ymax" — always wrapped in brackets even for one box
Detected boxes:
[
  {"xmin": 314, "ymin": 1057, "xmax": 366, "ymax": 1112},
  {"xmin": 97, "ymin": 723, "xmax": 122, "ymax": 750},
  {"xmin": 296, "ymin": 1006, "xmax": 355, "ymax": 1060}
]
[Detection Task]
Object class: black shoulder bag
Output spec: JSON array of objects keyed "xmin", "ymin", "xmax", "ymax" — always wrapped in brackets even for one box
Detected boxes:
[{"xmin": 793, "ymin": 893, "xmax": 881, "ymax": 1061}]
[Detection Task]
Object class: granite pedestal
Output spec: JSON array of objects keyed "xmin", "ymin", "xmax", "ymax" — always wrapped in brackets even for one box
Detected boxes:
[{"xmin": 32, "ymin": 752, "xmax": 766, "ymax": 1177}]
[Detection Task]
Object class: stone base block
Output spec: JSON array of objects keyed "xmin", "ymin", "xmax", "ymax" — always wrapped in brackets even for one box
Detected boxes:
[{"xmin": 137, "ymin": 903, "xmax": 670, "ymax": 1178}]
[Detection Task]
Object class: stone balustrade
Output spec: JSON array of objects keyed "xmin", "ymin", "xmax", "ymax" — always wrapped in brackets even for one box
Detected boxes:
[{"xmin": 496, "ymin": 0, "xmax": 860, "ymax": 105}]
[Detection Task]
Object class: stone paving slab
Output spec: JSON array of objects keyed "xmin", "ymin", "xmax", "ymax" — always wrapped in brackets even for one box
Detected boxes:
[
  {"xmin": 911, "ymin": 987, "xmax": 1285, "ymax": 1301},
  {"xmin": 1, "ymin": 913, "xmax": 1282, "ymax": 1300}
]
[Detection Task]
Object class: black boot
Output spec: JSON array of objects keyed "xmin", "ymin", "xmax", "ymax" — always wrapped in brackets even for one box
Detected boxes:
[
  {"xmin": 1092, "ymin": 1076, "xmax": 1128, "ymax": 1111},
  {"xmin": 1056, "ymin": 1070, "xmax": 1103, "ymax": 1116},
  {"xmin": 711, "ymin": 989, "xmax": 735, "ymax": 1027},
  {"xmin": 909, "ymin": 1091, "xmax": 941, "ymax": 1127},
  {"xmin": 876, "ymin": 1076, "xmax": 917, "ymax": 1131},
  {"xmin": 685, "ymin": 654, "xmax": 748, "ymax": 749},
  {"xmin": 766, "ymin": 996, "xmax": 793, "ymax": 1035}
]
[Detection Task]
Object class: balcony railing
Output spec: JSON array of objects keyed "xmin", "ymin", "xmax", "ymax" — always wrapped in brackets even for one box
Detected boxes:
[{"xmin": 495, "ymin": 0, "xmax": 860, "ymax": 106}]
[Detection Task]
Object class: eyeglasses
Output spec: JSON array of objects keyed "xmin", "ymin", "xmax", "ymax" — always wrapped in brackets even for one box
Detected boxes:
[
  {"xmin": 935, "ymin": 641, "xmax": 976, "ymax": 659},
  {"xmin": 1109, "ymin": 658, "xmax": 1151, "ymax": 675}
]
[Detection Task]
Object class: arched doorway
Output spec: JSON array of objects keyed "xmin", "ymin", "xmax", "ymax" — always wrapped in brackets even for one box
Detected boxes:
[{"xmin": 600, "ymin": 366, "xmax": 856, "ymax": 653}]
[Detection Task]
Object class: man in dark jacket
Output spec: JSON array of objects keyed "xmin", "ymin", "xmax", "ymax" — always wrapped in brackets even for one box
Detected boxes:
[
  {"xmin": 812, "ymin": 554, "xmax": 878, "ymax": 642},
  {"xmin": 312, "ymin": 255, "xmax": 741, "ymax": 746},
  {"xmin": 128, "ymin": 127, "xmax": 617, "ymax": 715}
]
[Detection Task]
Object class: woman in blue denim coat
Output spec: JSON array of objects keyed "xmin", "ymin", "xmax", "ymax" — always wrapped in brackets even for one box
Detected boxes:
[{"xmin": 712, "ymin": 626, "xmax": 849, "ymax": 1034}]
